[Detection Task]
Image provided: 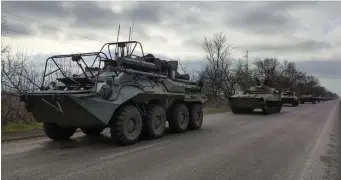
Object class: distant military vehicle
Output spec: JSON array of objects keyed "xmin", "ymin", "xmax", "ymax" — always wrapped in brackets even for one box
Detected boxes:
[
  {"xmin": 281, "ymin": 91, "xmax": 299, "ymax": 107},
  {"xmin": 228, "ymin": 84, "xmax": 282, "ymax": 115},
  {"xmin": 299, "ymin": 94, "xmax": 316, "ymax": 104},
  {"xmin": 313, "ymin": 96, "xmax": 321, "ymax": 103},
  {"xmin": 19, "ymin": 40, "xmax": 207, "ymax": 146}
]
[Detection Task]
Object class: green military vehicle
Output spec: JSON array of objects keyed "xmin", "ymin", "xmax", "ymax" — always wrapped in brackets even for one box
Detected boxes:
[
  {"xmin": 313, "ymin": 96, "xmax": 321, "ymax": 103},
  {"xmin": 228, "ymin": 85, "xmax": 282, "ymax": 115},
  {"xmin": 299, "ymin": 94, "xmax": 316, "ymax": 104},
  {"xmin": 19, "ymin": 40, "xmax": 207, "ymax": 146},
  {"xmin": 281, "ymin": 91, "xmax": 299, "ymax": 107}
]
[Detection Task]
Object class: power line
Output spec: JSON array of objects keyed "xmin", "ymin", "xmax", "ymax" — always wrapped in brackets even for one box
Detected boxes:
[{"xmin": 2, "ymin": 12, "xmax": 106, "ymax": 44}]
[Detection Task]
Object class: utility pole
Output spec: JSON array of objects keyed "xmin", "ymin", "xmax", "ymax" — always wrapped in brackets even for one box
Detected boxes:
[
  {"xmin": 244, "ymin": 50, "xmax": 249, "ymax": 88},
  {"xmin": 245, "ymin": 50, "xmax": 248, "ymax": 72}
]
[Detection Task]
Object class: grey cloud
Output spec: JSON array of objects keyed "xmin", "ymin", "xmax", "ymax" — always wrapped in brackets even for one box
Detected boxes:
[
  {"xmin": 226, "ymin": 8, "xmax": 297, "ymax": 35},
  {"xmin": 68, "ymin": 2, "xmax": 119, "ymax": 29},
  {"xmin": 69, "ymin": 2, "xmax": 180, "ymax": 29},
  {"xmin": 2, "ymin": 1, "xmax": 69, "ymax": 19},
  {"xmin": 263, "ymin": 1, "xmax": 318, "ymax": 11},
  {"xmin": 295, "ymin": 59, "xmax": 341, "ymax": 79},
  {"xmin": 222, "ymin": 2, "xmax": 338, "ymax": 36},
  {"xmin": 2, "ymin": 17, "xmax": 36, "ymax": 37},
  {"xmin": 241, "ymin": 39, "xmax": 332, "ymax": 54}
]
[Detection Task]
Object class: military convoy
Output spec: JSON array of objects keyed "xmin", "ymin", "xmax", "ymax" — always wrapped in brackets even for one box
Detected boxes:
[
  {"xmin": 19, "ymin": 40, "xmax": 207, "ymax": 146},
  {"xmin": 228, "ymin": 84, "xmax": 282, "ymax": 115},
  {"xmin": 281, "ymin": 91, "xmax": 299, "ymax": 106},
  {"xmin": 18, "ymin": 27, "xmax": 328, "ymax": 146}
]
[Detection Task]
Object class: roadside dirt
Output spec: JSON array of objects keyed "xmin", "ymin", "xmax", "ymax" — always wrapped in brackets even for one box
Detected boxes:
[
  {"xmin": 2, "ymin": 127, "xmax": 45, "ymax": 142},
  {"xmin": 321, "ymin": 100, "xmax": 341, "ymax": 180}
]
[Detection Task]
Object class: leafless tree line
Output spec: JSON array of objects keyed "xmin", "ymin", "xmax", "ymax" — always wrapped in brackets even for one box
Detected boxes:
[
  {"xmin": 1, "ymin": 18, "xmax": 82, "ymax": 124},
  {"xmin": 197, "ymin": 32, "xmax": 339, "ymax": 106},
  {"xmin": 1, "ymin": 43, "xmax": 83, "ymax": 125}
]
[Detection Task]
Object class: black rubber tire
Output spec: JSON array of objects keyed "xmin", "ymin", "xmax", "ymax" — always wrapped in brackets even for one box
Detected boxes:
[
  {"xmin": 262, "ymin": 104, "xmax": 270, "ymax": 115},
  {"xmin": 111, "ymin": 105, "xmax": 143, "ymax": 146},
  {"xmin": 188, "ymin": 103, "xmax": 204, "ymax": 130},
  {"xmin": 312, "ymin": 101, "xmax": 316, "ymax": 104},
  {"xmin": 276, "ymin": 103, "xmax": 282, "ymax": 113},
  {"xmin": 292, "ymin": 102, "xmax": 296, "ymax": 107},
  {"xmin": 168, "ymin": 103, "xmax": 189, "ymax": 133},
  {"xmin": 81, "ymin": 127, "xmax": 105, "ymax": 136},
  {"xmin": 231, "ymin": 107, "xmax": 242, "ymax": 114},
  {"xmin": 142, "ymin": 105, "xmax": 167, "ymax": 139},
  {"xmin": 43, "ymin": 123, "xmax": 76, "ymax": 141},
  {"xmin": 243, "ymin": 108, "xmax": 254, "ymax": 113}
]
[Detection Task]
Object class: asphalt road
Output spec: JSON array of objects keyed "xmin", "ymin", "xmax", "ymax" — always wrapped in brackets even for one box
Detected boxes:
[{"xmin": 2, "ymin": 100, "xmax": 340, "ymax": 180}]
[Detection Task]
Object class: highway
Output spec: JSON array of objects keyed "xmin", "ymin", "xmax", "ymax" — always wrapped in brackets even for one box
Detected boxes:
[{"xmin": 2, "ymin": 100, "xmax": 340, "ymax": 180}]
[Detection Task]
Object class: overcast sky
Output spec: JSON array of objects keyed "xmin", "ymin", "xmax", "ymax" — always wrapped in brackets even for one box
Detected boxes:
[{"xmin": 2, "ymin": 1, "xmax": 341, "ymax": 95}]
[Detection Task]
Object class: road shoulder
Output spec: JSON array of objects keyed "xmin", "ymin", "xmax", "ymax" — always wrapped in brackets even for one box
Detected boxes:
[{"xmin": 320, "ymin": 100, "xmax": 341, "ymax": 180}]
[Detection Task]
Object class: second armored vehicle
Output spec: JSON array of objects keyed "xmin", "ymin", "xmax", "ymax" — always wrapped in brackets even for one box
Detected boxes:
[
  {"xmin": 313, "ymin": 96, "xmax": 321, "ymax": 103},
  {"xmin": 299, "ymin": 94, "xmax": 316, "ymax": 104},
  {"xmin": 281, "ymin": 91, "xmax": 299, "ymax": 106},
  {"xmin": 228, "ymin": 85, "xmax": 282, "ymax": 115},
  {"xmin": 19, "ymin": 41, "xmax": 207, "ymax": 146}
]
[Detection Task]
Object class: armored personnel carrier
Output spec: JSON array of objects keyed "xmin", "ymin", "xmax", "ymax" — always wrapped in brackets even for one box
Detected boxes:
[
  {"xmin": 281, "ymin": 91, "xmax": 299, "ymax": 106},
  {"xmin": 299, "ymin": 93, "xmax": 316, "ymax": 104},
  {"xmin": 228, "ymin": 84, "xmax": 282, "ymax": 115},
  {"xmin": 19, "ymin": 41, "xmax": 207, "ymax": 146}
]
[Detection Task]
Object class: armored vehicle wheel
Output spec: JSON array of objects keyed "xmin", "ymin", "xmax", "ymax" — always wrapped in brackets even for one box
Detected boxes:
[
  {"xmin": 276, "ymin": 103, "xmax": 282, "ymax": 113},
  {"xmin": 242, "ymin": 108, "xmax": 254, "ymax": 113},
  {"xmin": 292, "ymin": 102, "xmax": 296, "ymax": 107},
  {"xmin": 142, "ymin": 105, "xmax": 166, "ymax": 139},
  {"xmin": 43, "ymin": 123, "xmax": 76, "ymax": 141},
  {"xmin": 262, "ymin": 104, "xmax": 270, "ymax": 115},
  {"xmin": 111, "ymin": 105, "xmax": 143, "ymax": 146},
  {"xmin": 81, "ymin": 127, "xmax": 105, "ymax": 136},
  {"xmin": 312, "ymin": 101, "xmax": 316, "ymax": 104},
  {"xmin": 231, "ymin": 107, "xmax": 242, "ymax": 114},
  {"xmin": 188, "ymin": 103, "xmax": 204, "ymax": 130},
  {"xmin": 168, "ymin": 103, "xmax": 189, "ymax": 133}
]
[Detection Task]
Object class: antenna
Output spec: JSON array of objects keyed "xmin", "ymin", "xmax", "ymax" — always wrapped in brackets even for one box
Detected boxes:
[
  {"xmin": 131, "ymin": 20, "xmax": 135, "ymax": 41},
  {"xmin": 115, "ymin": 24, "xmax": 121, "ymax": 56},
  {"xmin": 244, "ymin": 50, "xmax": 249, "ymax": 88},
  {"xmin": 129, "ymin": 20, "xmax": 135, "ymax": 56},
  {"xmin": 127, "ymin": 26, "xmax": 132, "ymax": 55},
  {"xmin": 245, "ymin": 50, "xmax": 249, "ymax": 72}
]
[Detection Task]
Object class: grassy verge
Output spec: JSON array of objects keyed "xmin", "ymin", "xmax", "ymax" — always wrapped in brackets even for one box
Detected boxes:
[
  {"xmin": 203, "ymin": 106, "xmax": 230, "ymax": 114},
  {"xmin": 2, "ymin": 122, "xmax": 42, "ymax": 134}
]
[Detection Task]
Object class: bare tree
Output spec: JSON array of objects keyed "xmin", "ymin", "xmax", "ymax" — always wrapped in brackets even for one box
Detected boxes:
[{"xmin": 201, "ymin": 32, "xmax": 235, "ymax": 103}]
